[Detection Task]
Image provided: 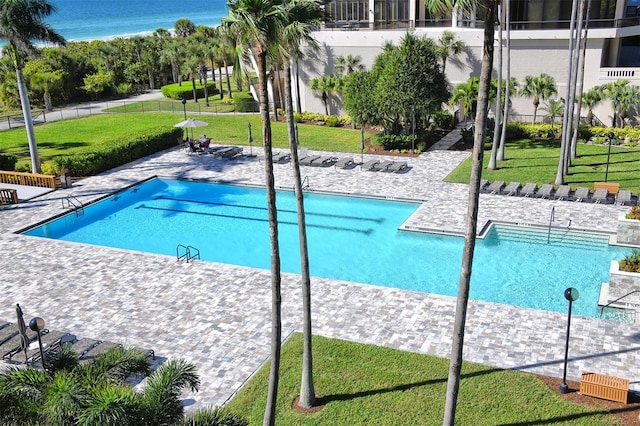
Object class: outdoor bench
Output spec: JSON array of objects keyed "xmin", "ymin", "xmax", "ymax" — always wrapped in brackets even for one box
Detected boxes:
[
  {"xmin": 0, "ymin": 188, "xmax": 18, "ymax": 205},
  {"xmin": 579, "ymin": 371, "xmax": 629, "ymax": 403},
  {"xmin": 0, "ymin": 170, "xmax": 57, "ymax": 189}
]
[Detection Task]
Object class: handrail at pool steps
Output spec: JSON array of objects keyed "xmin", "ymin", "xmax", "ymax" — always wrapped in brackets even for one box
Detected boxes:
[
  {"xmin": 61, "ymin": 195, "xmax": 84, "ymax": 216},
  {"xmin": 176, "ymin": 244, "xmax": 200, "ymax": 263}
]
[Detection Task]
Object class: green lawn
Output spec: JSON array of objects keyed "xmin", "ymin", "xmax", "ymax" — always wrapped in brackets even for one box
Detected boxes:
[
  {"xmin": 104, "ymin": 98, "xmax": 240, "ymax": 114},
  {"xmin": 225, "ymin": 334, "xmax": 623, "ymax": 425},
  {"xmin": 447, "ymin": 139, "xmax": 640, "ymax": 194},
  {"xmin": 0, "ymin": 113, "xmax": 369, "ymax": 169}
]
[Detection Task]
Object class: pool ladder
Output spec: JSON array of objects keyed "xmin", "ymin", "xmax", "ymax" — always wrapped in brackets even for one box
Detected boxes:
[
  {"xmin": 61, "ymin": 195, "xmax": 84, "ymax": 216},
  {"xmin": 176, "ymin": 244, "xmax": 200, "ymax": 263},
  {"xmin": 302, "ymin": 176, "xmax": 310, "ymax": 191},
  {"xmin": 598, "ymin": 290, "xmax": 640, "ymax": 320}
]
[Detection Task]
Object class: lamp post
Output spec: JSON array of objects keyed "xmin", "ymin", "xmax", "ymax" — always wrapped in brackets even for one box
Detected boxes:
[
  {"xmin": 181, "ymin": 98, "xmax": 187, "ymax": 120},
  {"xmin": 29, "ymin": 317, "xmax": 46, "ymax": 369},
  {"xmin": 559, "ymin": 287, "xmax": 579, "ymax": 394},
  {"xmin": 411, "ymin": 106, "xmax": 416, "ymax": 154},
  {"xmin": 605, "ymin": 131, "xmax": 614, "ymax": 182}
]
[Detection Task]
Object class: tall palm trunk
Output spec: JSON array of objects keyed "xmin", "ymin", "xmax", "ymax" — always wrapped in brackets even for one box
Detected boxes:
[
  {"xmin": 498, "ymin": 0, "xmax": 510, "ymax": 161},
  {"xmin": 443, "ymin": 2, "xmax": 497, "ymax": 424},
  {"xmin": 295, "ymin": 59, "xmax": 302, "ymax": 114},
  {"xmin": 257, "ymin": 49, "xmax": 282, "ymax": 426},
  {"xmin": 16, "ymin": 68, "xmax": 41, "ymax": 173},
  {"xmin": 223, "ymin": 58, "xmax": 233, "ymax": 98},
  {"xmin": 284, "ymin": 59, "xmax": 315, "ymax": 409},
  {"xmin": 488, "ymin": 2, "xmax": 502, "ymax": 170}
]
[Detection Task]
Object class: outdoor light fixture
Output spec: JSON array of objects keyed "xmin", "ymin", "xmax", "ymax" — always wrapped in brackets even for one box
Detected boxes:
[
  {"xmin": 181, "ymin": 98, "xmax": 187, "ymax": 120},
  {"xmin": 411, "ymin": 106, "xmax": 416, "ymax": 154},
  {"xmin": 605, "ymin": 131, "xmax": 614, "ymax": 182},
  {"xmin": 29, "ymin": 317, "xmax": 46, "ymax": 369},
  {"xmin": 559, "ymin": 287, "xmax": 579, "ymax": 394}
]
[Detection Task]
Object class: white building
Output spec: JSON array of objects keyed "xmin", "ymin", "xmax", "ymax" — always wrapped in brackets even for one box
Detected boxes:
[{"xmin": 297, "ymin": 0, "xmax": 640, "ymax": 125}]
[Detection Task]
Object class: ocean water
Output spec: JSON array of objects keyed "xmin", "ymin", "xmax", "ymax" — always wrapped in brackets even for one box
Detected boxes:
[{"xmin": 48, "ymin": 0, "xmax": 228, "ymax": 41}]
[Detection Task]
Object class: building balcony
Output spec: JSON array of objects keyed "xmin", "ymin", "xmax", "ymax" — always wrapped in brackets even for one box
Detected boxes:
[{"xmin": 598, "ymin": 68, "xmax": 640, "ymax": 84}]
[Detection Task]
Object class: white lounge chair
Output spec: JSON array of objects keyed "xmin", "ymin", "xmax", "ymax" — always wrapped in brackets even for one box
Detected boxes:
[
  {"xmin": 487, "ymin": 181, "xmax": 505, "ymax": 194},
  {"xmin": 537, "ymin": 184, "xmax": 554, "ymax": 199},
  {"xmin": 592, "ymin": 188, "xmax": 609, "ymax": 203},
  {"xmin": 503, "ymin": 182, "xmax": 521, "ymax": 196},
  {"xmin": 361, "ymin": 159, "xmax": 381, "ymax": 171},
  {"xmin": 521, "ymin": 183, "xmax": 537, "ymax": 197},
  {"xmin": 334, "ymin": 157, "xmax": 355, "ymax": 169},
  {"xmin": 574, "ymin": 187, "xmax": 590, "ymax": 202},
  {"xmin": 555, "ymin": 185, "xmax": 571, "ymax": 200},
  {"xmin": 617, "ymin": 189, "xmax": 632, "ymax": 205}
]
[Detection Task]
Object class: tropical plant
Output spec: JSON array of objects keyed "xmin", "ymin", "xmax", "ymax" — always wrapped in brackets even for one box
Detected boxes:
[
  {"xmin": 539, "ymin": 98, "xmax": 565, "ymax": 135},
  {"xmin": 223, "ymin": 1, "xmax": 286, "ymax": 424},
  {"xmin": 175, "ymin": 18, "xmax": 196, "ymax": 38},
  {"xmin": 450, "ymin": 77, "xmax": 479, "ymax": 125},
  {"xmin": 30, "ymin": 69, "xmax": 63, "ymax": 111},
  {"xmin": 519, "ymin": 73, "xmax": 557, "ymax": 124},
  {"xmin": 0, "ymin": 345, "xmax": 201, "ymax": 425},
  {"xmin": 619, "ymin": 249, "xmax": 640, "ymax": 272},
  {"xmin": 310, "ymin": 74, "xmax": 337, "ymax": 116},
  {"xmin": 580, "ymin": 87, "xmax": 603, "ymax": 126},
  {"xmin": 182, "ymin": 407, "xmax": 248, "ymax": 426},
  {"xmin": 334, "ymin": 54, "xmax": 365, "ymax": 75},
  {"xmin": 601, "ymin": 80, "xmax": 640, "ymax": 128},
  {"xmin": 0, "ymin": 0, "xmax": 66, "ymax": 173},
  {"xmin": 436, "ymin": 30, "xmax": 466, "ymax": 73}
]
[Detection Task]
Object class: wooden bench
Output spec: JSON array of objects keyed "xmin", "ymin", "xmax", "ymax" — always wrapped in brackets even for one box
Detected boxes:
[
  {"xmin": 594, "ymin": 182, "xmax": 620, "ymax": 195},
  {"xmin": 0, "ymin": 170, "xmax": 57, "ymax": 189},
  {"xmin": 0, "ymin": 188, "xmax": 18, "ymax": 205},
  {"xmin": 579, "ymin": 371, "xmax": 629, "ymax": 403}
]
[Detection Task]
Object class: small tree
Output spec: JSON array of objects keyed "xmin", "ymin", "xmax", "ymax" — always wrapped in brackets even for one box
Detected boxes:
[
  {"xmin": 540, "ymin": 98, "xmax": 565, "ymax": 136},
  {"xmin": 436, "ymin": 30, "xmax": 466, "ymax": 73},
  {"xmin": 519, "ymin": 73, "xmax": 557, "ymax": 124},
  {"xmin": 310, "ymin": 74, "xmax": 337, "ymax": 116}
]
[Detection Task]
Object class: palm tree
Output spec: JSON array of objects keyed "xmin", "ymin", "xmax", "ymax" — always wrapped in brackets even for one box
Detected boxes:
[
  {"xmin": 310, "ymin": 74, "xmax": 337, "ymax": 116},
  {"xmin": 280, "ymin": 0, "xmax": 325, "ymax": 409},
  {"xmin": 540, "ymin": 98, "xmax": 565, "ymax": 135},
  {"xmin": 223, "ymin": 1, "xmax": 285, "ymax": 424},
  {"xmin": 174, "ymin": 18, "xmax": 196, "ymax": 38},
  {"xmin": 0, "ymin": 0, "xmax": 66, "ymax": 173},
  {"xmin": 436, "ymin": 30, "xmax": 466, "ymax": 73},
  {"xmin": 0, "ymin": 344, "xmax": 200, "ymax": 425},
  {"xmin": 519, "ymin": 73, "xmax": 557, "ymax": 124},
  {"xmin": 334, "ymin": 54, "xmax": 364, "ymax": 75},
  {"xmin": 449, "ymin": 77, "xmax": 479, "ymax": 126},
  {"xmin": 426, "ymin": 1, "xmax": 498, "ymax": 425},
  {"xmin": 579, "ymin": 87, "xmax": 603, "ymax": 126},
  {"xmin": 601, "ymin": 80, "xmax": 640, "ymax": 128},
  {"xmin": 30, "ymin": 70, "xmax": 63, "ymax": 111}
]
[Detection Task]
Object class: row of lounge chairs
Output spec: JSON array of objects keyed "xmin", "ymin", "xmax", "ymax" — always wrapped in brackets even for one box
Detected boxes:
[
  {"xmin": 480, "ymin": 180, "xmax": 635, "ymax": 205},
  {"xmin": 184, "ymin": 142, "xmax": 244, "ymax": 159},
  {"xmin": 272, "ymin": 151, "xmax": 408, "ymax": 173}
]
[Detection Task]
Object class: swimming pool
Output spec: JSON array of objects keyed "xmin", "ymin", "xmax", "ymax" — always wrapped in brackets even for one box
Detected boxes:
[{"xmin": 24, "ymin": 177, "xmax": 632, "ymax": 319}]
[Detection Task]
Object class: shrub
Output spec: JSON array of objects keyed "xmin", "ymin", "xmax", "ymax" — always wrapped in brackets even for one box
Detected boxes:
[
  {"xmin": 0, "ymin": 154, "xmax": 17, "ymax": 170},
  {"xmin": 293, "ymin": 112, "xmax": 303, "ymax": 123},
  {"xmin": 619, "ymin": 249, "xmax": 640, "ymax": 273},
  {"xmin": 161, "ymin": 82, "xmax": 217, "ymax": 100},
  {"xmin": 325, "ymin": 116, "xmax": 339, "ymax": 127},
  {"xmin": 374, "ymin": 134, "xmax": 412, "ymax": 150},
  {"xmin": 51, "ymin": 127, "xmax": 182, "ymax": 176},
  {"xmin": 593, "ymin": 136, "xmax": 605, "ymax": 145},
  {"xmin": 233, "ymin": 92, "xmax": 258, "ymax": 112},
  {"xmin": 431, "ymin": 110, "xmax": 453, "ymax": 130},
  {"xmin": 626, "ymin": 206, "xmax": 640, "ymax": 220}
]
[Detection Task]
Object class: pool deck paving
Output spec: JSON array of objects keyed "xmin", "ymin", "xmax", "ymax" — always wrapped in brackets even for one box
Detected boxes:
[{"xmin": 2, "ymin": 145, "xmax": 640, "ymax": 410}]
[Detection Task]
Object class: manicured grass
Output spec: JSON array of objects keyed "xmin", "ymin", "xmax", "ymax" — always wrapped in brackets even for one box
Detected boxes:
[
  {"xmin": 104, "ymin": 98, "xmax": 240, "ymax": 114},
  {"xmin": 446, "ymin": 139, "xmax": 640, "ymax": 194},
  {"xmin": 225, "ymin": 334, "xmax": 621, "ymax": 425},
  {"xmin": 0, "ymin": 113, "xmax": 369, "ymax": 169}
]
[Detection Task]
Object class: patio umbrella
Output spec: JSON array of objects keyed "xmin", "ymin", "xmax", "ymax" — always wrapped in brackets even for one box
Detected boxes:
[
  {"xmin": 360, "ymin": 126, "xmax": 365, "ymax": 164},
  {"xmin": 16, "ymin": 304, "xmax": 29, "ymax": 363},
  {"xmin": 174, "ymin": 119, "xmax": 208, "ymax": 140},
  {"xmin": 247, "ymin": 122, "xmax": 254, "ymax": 156}
]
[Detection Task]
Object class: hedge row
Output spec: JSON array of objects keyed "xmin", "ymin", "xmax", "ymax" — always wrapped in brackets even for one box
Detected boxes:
[
  {"xmin": 47, "ymin": 127, "xmax": 183, "ymax": 176},
  {"xmin": 161, "ymin": 82, "xmax": 218, "ymax": 100},
  {"xmin": 0, "ymin": 154, "xmax": 17, "ymax": 170}
]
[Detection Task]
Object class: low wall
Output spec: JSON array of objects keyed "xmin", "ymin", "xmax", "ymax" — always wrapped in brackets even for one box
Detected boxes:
[
  {"xmin": 617, "ymin": 213, "xmax": 640, "ymax": 246},
  {"xmin": 608, "ymin": 261, "xmax": 640, "ymax": 305}
]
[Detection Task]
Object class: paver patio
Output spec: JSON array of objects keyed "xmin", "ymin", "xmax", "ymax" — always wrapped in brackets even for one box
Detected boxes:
[{"xmin": 1, "ymin": 145, "xmax": 639, "ymax": 409}]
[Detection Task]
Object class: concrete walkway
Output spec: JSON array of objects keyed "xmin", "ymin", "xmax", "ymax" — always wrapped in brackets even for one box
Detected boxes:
[{"xmin": 1, "ymin": 146, "xmax": 639, "ymax": 411}]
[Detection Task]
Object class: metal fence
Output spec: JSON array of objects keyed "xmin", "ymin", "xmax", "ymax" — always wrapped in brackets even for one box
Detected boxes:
[{"xmin": 0, "ymin": 99, "xmax": 260, "ymax": 130}]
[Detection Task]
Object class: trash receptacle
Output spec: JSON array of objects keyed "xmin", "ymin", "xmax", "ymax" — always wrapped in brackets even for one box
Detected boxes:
[{"xmin": 60, "ymin": 172, "xmax": 72, "ymax": 189}]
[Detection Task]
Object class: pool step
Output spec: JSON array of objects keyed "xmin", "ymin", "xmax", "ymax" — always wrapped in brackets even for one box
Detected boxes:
[{"xmin": 488, "ymin": 224, "xmax": 611, "ymax": 249}]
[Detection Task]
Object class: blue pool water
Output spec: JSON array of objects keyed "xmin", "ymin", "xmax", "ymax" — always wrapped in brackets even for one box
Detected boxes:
[{"xmin": 25, "ymin": 178, "xmax": 631, "ymax": 318}]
